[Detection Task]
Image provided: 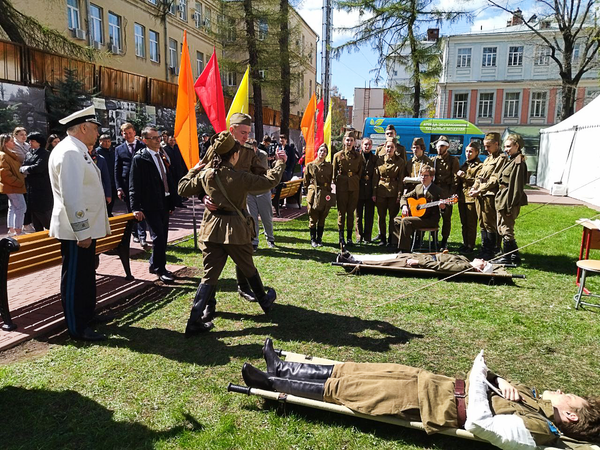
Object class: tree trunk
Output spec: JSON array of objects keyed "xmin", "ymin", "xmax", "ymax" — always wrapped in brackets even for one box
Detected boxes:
[
  {"xmin": 560, "ymin": 82, "xmax": 577, "ymax": 121},
  {"xmin": 243, "ymin": 0, "xmax": 263, "ymax": 139},
  {"xmin": 279, "ymin": 0, "xmax": 290, "ymax": 137},
  {"xmin": 407, "ymin": 7, "xmax": 420, "ymax": 118}
]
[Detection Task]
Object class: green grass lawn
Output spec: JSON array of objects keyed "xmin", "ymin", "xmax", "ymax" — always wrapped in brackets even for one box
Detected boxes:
[{"xmin": 1, "ymin": 203, "xmax": 600, "ymax": 450}]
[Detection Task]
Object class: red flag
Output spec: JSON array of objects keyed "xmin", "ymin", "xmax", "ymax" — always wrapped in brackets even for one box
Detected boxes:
[
  {"xmin": 194, "ymin": 48, "xmax": 226, "ymax": 133},
  {"xmin": 301, "ymin": 93, "xmax": 317, "ymax": 164},
  {"xmin": 315, "ymin": 98, "xmax": 324, "ymax": 149},
  {"xmin": 174, "ymin": 31, "xmax": 199, "ymax": 169}
]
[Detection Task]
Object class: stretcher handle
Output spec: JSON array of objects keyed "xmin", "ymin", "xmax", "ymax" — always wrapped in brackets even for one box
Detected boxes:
[
  {"xmin": 227, "ymin": 383, "xmax": 251, "ymax": 395},
  {"xmin": 511, "ymin": 274, "xmax": 526, "ymax": 279}
]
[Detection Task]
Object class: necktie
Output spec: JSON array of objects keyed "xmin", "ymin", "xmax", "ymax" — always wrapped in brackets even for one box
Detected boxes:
[
  {"xmin": 129, "ymin": 143, "xmax": 135, "ymax": 154},
  {"xmin": 156, "ymin": 153, "xmax": 170, "ymax": 195}
]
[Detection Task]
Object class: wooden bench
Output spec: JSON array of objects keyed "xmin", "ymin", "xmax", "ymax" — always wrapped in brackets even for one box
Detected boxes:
[
  {"xmin": 0, "ymin": 213, "xmax": 136, "ymax": 331},
  {"xmin": 272, "ymin": 179, "xmax": 303, "ymax": 217}
]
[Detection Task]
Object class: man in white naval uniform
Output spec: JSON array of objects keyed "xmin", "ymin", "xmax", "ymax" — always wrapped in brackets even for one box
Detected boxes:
[{"xmin": 48, "ymin": 106, "xmax": 111, "ymax": 341}]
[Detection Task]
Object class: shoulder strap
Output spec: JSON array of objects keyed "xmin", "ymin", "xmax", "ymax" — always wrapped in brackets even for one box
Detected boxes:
[{"xmin": 214, "ymin": 171, "xmax": 247, "ymax": 221}]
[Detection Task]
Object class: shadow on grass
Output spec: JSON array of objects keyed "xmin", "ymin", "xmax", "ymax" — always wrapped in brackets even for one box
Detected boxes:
[
  {"xmin": 218, "ymin": 303, "xmax": 422, "ymax": 352},
  {"xmin": 520, "ymin": 252, "xmax": 579, "ymax": 276},
  {"xmin": 0, "ymin": 386, "xmax": 200, "ymax": 449}
]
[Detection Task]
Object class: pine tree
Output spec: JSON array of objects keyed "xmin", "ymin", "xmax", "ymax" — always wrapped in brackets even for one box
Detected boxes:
[
  {"xmin": 45, "ymin": 68, "xmax": 93, "ymax": 134},
  {"xmin": 0, "ymin": 103, "xmax": 19, "ymax": 134}
]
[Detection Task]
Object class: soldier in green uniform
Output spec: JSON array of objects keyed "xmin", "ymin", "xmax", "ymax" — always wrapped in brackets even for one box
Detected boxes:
[
  {"xmin": 304, "ymin": 143, "xmax": 334, "ymax": 247},
  {"xmin": 356, "ymin": 137, "xmax": 377, "ymax": 243},
  {"xmin": 180, "ymin": 132, "xmax": 287, "ymax": 337},
  {"xmin": 372, "ymin": 137, "xmax": 406, "ymax": 248},
  {"xmin": 188, "ymin": 113, "xmax": 279, "ymax": 316},
  {"xmin": 332, "ymin": 131, "xmax": 364, "ymax": 246},
  {"xmin": 456, "ymin": 142, "xmax": 483, "ymax": 254},
  {"xmin": 469, "ymin": 132, "xmax": 508, "ymax": 260},
  {"xmin": 242, "ymin": 339, "xmax": 600, "ymax": 447},
  {"xmin": 376, "ymin": 124, "xmax": 407, "ymax": 162},
  {"xmin": 432, "ymin": 135, "xmax": 460, "ymax": 250},
  {"xmin": 404, "ymin": 137, "xmax": 432, "ymax": 192},
  {"xmin": 495, "ymin": 134, "xmax": 528, "ymax": 265}
]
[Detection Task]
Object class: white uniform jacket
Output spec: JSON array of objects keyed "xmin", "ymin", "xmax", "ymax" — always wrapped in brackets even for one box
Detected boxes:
[{"xmin": 48, "ymin": 135, "xmax": 111, "ymax": 241}]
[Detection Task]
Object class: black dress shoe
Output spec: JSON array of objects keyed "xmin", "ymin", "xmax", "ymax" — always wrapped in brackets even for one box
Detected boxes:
[
  {"xmin": 158, "ymin": 272, "xmax": 175, "ymax": 283},
  {"xmin": 132, "ymin": 236, "xmax": 140, "ymax": 243},
  {"xmin": 89, "ymin": 313, "xmax": 116, "ymax": 325},
  {"xmin": 71, "ymin": 327, "xmax": 107, "ymax": 342}
]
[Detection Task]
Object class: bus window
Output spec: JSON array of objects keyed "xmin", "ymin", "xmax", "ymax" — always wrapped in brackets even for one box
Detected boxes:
[{"xmin": 430, "ymin": 134, "xmax": 464, "ymax": 157}]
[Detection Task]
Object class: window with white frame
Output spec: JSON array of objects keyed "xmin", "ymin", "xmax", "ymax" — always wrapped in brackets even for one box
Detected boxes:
[
  {"xmin": 226, "ymin": 17, "xmax": 236, "ymax": 42},
  {"xmin": 258, "ymin": 18, "xmax": 268, "ymax": 40},
  {"xmin": 204, "ymin": 7, "xmax": 211, "ymax": 30},
  {"xmin": 534, "ymin": 45, "xmax": 550, "ymax": 65},
  {"xmin": 149, "ymin": 30, "xmax": 159, "ymax": 62},
  {"xmin": 134, "ymin": 24, "xmax": 145, "ymax": 57},
  {"xmin": 169, "ymin": 1, "xmax": 176, "ymax": 14},
  {"xmin": 456, "ymin": 48, "xmax": 471, "ymax": 68},
  {"xmin": 478, "ymin": 92, "xmax": 494, "ymax": 118},
  {"xmin": 530, "ymin": 92, "xmax": 547, "ymax": 118},
  {"xmin": 504, "ymin": 92, "xmax": 520, "ymax": 118},
  {"xmin": 258, "ymin": 69, "xmax": 266, "ymax": 79},
  {"xmin": 573, "ymin": 43, "xmax": 580, "ymax": 62},
  {"xmin": 194, "ymin": 3, "xmax": 202, "ymax": 28},
  {"xmin": 89, "ymin": 4, "xmax": 103, "ymax": 44},
  {"xmin": 108, "ymin": 12, "xmax": 121, "ymax": 51},
  {"xmin": 508, "ymin": 46, "xmax": 523, "ymax": 66},
  {"xmin": 196, "ymin": 51, "xmax": 204, "ymax": 77},
  {"xmin": 179, "ymin": 0, "xmax": 187, "ymax": 21},
  {"xmin": 67, "ymin": 0, "xmax": 80, "ymax": 30},
  {"xmin": 452, "ymin": 93, "xmax": 468, "ymax": 119},
  {"xmin": 148, "ymin": 0, "xmax": 157, "ymax": 4},
  {"xmin": 224, "ymin": 71, "xmax": 236, "ymax": 86},
  {"xmin": 169, "ymin": 38, "xmax": 178, "ymax": 69},
  {"xmin": 584, "ymin": 88, "xmax": 600, "ymax": 106},
  {"xmin": 482, "ymin": 47, "xmax": 497, "ymax": 67}
]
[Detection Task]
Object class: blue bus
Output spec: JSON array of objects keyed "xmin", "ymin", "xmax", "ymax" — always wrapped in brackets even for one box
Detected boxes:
[{"xmin": 362, "ymin": 117, "xmax": 486, "ymax": 164}]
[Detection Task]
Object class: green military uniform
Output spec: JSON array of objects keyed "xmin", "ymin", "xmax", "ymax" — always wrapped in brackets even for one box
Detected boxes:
[
  {"xmin": 496, "ymin": 152, "xmax": 528, "ymax": 242},
  {"xmin": 472, "ymin": 150, "xmax": 507, "ymax": 233},
  {"xmin": 332, "ymin": 146, "xmax": 364, "ymax": 243},
  {"xmin": 432, "ymin": 151, "xmax": 460, "ymax": 247},
  {"xmin": 394, "ymin": 183, "xmax": 443, "ymax": 252},
  {"xmin": 324, "ymin": 363, "xmax": 560, "ymax": 445},
  {"xmin": 372, "ymin": 152, "xmax": 406, "ymax": 246},
  {"xmin": 356, "ymin": 151, "xmax": 377, "ymax": 242},
  {"xmin": 376, "ymin": 140, "xmax": 407, "ymax": 163},
  {"xmin": 457, "ymin": 159, "xmax": 482, "ymax": 251},
  {"xmin": 304, "ymin": 159, "xmax": 334, "ymax": 229},
  {"xmin": 408, "ymin": 153, "xmax": 433, "ymax": 179},
  {"xmin": 359, "ymin": 252, "xmax": 476, "ymax": 272}
]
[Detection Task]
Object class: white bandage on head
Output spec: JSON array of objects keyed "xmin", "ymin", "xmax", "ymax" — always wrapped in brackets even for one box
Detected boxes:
[
  {"xmin": 482, "ymin": 262, "xmax": 494, "ymax": 274},
  {"xmin": 464, "ymin": 350, "xmax": 537, "ymax": 450},
  {"xmin": 436, "ymin": 140, "xmax": 449, "ymax": 148}
]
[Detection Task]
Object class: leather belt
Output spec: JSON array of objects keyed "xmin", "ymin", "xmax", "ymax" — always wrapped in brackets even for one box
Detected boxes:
[
  {"xmin": 211, "ymin": 209, "xmax": 237, "ymax": 216},
  {"xmin": 381, "ymin": 177, "xmax": 397, "ymax": 181},
  {"xmin": 454, "ymin": 379, "xmax": 467, "ymax": 428}
]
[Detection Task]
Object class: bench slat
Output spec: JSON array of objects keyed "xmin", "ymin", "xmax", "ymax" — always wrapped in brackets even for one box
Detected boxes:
[{"xmin": 8, "ymin": 256, "xmax": 63, "ymax": 279}]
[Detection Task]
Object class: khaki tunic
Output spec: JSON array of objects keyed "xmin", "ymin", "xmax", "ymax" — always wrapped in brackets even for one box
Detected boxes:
[
  {"xmin": 376, "ymin": 141, "xmax": 407, "ymax": 163},
  {"xmin": 496, "ymin": 153, "xmax": 528, "ymax": 240},
  {"xmin": 324, "ymin": 363, "xmax": 560, "ymax": 445},
  {"xmin": 361, "ymin": 252, "xmax": 474, "ymax": 272},
  {"xmin": 372, "ymin": 154, "xmax": 406, "ymax": 200},
  {"xmin": 457, "ymin": 159, "xmax": 482, "ymax": 248},
  {"xmin": 433, "ymin": 152, "xmax": 460, "ymax": 241},
  {"xmin": 407, "ymin": 154, "xmax": 433, "ymax": 178},
  {"xmin": 332, "ymin": 148, "xmax": 364, "ymax": 232},
  {"xmin": 471, "ymin": 151, "xmax": 508, "ymax": 197},
  {"xmin": 304, "ymin": 160, "xmax": 334, "ymax": 228}
]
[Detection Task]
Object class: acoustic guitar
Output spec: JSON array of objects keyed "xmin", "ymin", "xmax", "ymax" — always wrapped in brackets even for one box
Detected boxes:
[{"xmin": 403, "ymin": 195, "xmax": 458, "ymax": 217}]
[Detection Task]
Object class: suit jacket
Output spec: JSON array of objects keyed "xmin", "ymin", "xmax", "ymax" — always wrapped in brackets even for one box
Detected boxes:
[
  {"xmin": 48, "ymin": 136, "xmax": 110, "ymax": 241},
  {"xmin": 22, "ymin": 147, "xmax": 53, "ymax": 210},
  {"xmin": 96, "ymin": 145, "xmax": 116, "ymax": 189},
  {"xmin": 115, "ymin": 139, "xmax": 145, "ymax": 193},
  {"xmin": 129, "ymin": 148, "xmax": 175, "ymax": 213},
  {"xmin": 400, "ymin": 183, "xmax": 442, "ymax": 223}
]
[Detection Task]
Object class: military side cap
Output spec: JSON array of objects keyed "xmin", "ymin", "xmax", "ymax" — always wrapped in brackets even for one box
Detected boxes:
[
  {"xmin": 210, "ymin": 131, "xmax": 237, "ymax": 155},
  {"xmin": 484, "ymin": 132, "xmax": 501, "ymax": 143},
  {"xmin": 385, "ymin": 124, "xmax": 396, "ymax": 132},
  {"xmin": 344, "ymin": 130, "xmax": 356, "ymax": 139},
  {"xmin": 59, "ymin": 105, "xmax": 102, "ymax": 127},
  {"xmin": 412, "ymin": 137, "xmax": 425, "ymax": 148},
  {"xmin": 230, "ymin": 112, "xmax": 252, "ymax": 126}
]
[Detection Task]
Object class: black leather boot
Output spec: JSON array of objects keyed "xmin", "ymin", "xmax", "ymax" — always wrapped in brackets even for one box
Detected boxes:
[
  {"xmin": 236, "ymin": 266, "xmax": 257, "ymax": 302},
  {"xmin": 201, "ymin": 288, "xmax": 217, "ymax": 322},
  {"xmin": 496, "ymin": 239, "xmax": 515, "ymax": 264},
  {"xmin": 478, "ymin": 230, "xmax": 494, "ymax": 260},
  {"xmin": 339, "ymin": 229, "xmax": 346, "ymax": 246},
  {"xmin": 510, "ymin": 240, "xmax": 521, "ymax": 264},
  {"xmin": 263, "ymin": 338, "xmax": 334, "ymax": 379},
  {"xmin": 185, "ymin": 284, "xmax": 215, "ymax": 337},
  {"xmin": 242, "ymin": 363, "xmax": 273, "ymax": 391},
  {"xmin": 346, "ymin": 230, "xmax": 353, "ymax": 246},
  {"xmin": 247, "ymin": 272, "xmax": 277, "ymax": 313},
  {"xmin": 316, "ymin": 226, "xmax": 324, "ymax": 247},
  {"xmin": 270, "ymin": 376, "xmax": 326, "ymax": 401},
  {"xmin": 378, "ymin": 233, "xmax": 387, "ymax": 247},
  {"xmin": 310, "ymin": 227, "xmax": 318, "ymax": 248}
]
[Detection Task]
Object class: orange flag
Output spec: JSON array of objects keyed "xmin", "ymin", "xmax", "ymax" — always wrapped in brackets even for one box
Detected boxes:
[
  {"xmin": 174, "ymin": 31, "xmax": 199, "ymax": 169},
  {"xmin": 301, "ymin": 93, "xmax": 317, "ymax": 164}
]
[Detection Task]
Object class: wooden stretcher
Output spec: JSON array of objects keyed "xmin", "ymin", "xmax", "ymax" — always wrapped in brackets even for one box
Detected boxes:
[
  {"xmin": 331, "ymin": 261, "xmax": 524, "ymax": 281},
  {"xmin": 228, "ymin": 350, "xmax": 598, "ymax": 450}
]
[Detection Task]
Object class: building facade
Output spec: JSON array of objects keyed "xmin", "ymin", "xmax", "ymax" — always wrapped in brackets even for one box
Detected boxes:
[
  {"xmin": 436, "ymin": 20, "xmax": 599, "ymax": 134},
  {"xmin": 352, "ymin": 87, "xmax": 385, "ymax": 130}
]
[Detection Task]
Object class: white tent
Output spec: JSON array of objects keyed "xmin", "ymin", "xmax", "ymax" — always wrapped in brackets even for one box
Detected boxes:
[{"xmin": 538, "ymin": 95, "xmax": 600, "ymax": 208}]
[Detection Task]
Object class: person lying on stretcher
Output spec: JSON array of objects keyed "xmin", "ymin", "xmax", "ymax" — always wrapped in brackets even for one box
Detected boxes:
[
  {"xmin": 335, "ymin": 250, "xmax": 496, "ymax": 273},
  {"xmin": 242, "ymin": 339, "xmax": 600, "ymax": 450}
]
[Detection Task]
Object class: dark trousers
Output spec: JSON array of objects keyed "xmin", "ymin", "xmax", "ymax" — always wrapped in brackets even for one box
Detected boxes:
[
  {"xmin": 124, "ymin": 191, "xmax": 150, "ymax": 239},
  {"xmin": 144, "ymin": 207, "xmax": 169, "ymax": 273},
  {"xmin": 356, "ymin": 197, "xmax": 375, "ymax": 241},
  {"xmin": 106, "ymin": 186, "xmax": 118, "ymax": 216},
  {"xmin": 31, "ymin": 209, "xmax": 52, "ymax": 231},
  {"xmin": 60, "ymin": 239, "xmax": 97, "ymax": 336},
  {"xmin": 271, "ymin": 171, "xmax": 293, "ymax": 216}
]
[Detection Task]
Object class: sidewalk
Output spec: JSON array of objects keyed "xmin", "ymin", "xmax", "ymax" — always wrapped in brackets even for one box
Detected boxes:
[{"xmin": 0, "ymin": 198, "xmax": 306, "ymax": 352}]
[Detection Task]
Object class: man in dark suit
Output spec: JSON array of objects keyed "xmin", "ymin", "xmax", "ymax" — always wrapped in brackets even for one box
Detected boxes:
[
  {"xmin": 129, "ymin": 126, "xmax": 175, "ymax": 283},
  {"xmin": 114, "ymin": 122, "xmax": 148, "ymax": 245},
  {"xmin": 394, "ymin": 164, "xmax": 445, "ymax": 252},
  {"xmin": 96, "ymin": 134, "xmax": 117, "ymax": 216}
]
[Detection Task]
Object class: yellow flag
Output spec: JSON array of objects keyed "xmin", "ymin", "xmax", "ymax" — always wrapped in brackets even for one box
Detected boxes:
[
  {"xmin": 323, "ymin": 100, "xmax": 332, "ymax": 162},
  {"xmin": 226, "ymin": 65, "xmax": 250, "ymax": 128}
]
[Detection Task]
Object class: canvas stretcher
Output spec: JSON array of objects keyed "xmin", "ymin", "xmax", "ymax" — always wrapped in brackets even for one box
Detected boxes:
[{"xmin": 228, "ymin": 350, "xmax": 597, "ymax": 450}]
